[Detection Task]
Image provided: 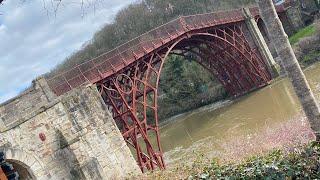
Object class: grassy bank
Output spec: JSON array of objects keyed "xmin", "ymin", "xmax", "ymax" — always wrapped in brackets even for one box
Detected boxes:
[
  {"xmin": 293, "ymin": 21, "xmax": 320, "ymax": 67},
  {"xmin": 289, "ymin": 24, "xmax": 316, "ymax": 45},
  {"xmin": 300, "ymin": 49, "xmax": 320, "ymax": 65},
  {"xmin": 189, "ymin": 142, "xmax": 320, "ymax": 179}
]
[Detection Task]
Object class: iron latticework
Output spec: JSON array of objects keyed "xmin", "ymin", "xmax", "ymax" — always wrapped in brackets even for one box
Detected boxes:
[{"xmin": 96, "ymin": 23, "xmax": 272, "ymax": 171}]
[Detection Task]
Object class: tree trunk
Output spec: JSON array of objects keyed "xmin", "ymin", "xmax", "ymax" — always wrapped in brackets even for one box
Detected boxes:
[{"xmin": 256, "ymin": 0, "xmax": 320, "ymax": 140}]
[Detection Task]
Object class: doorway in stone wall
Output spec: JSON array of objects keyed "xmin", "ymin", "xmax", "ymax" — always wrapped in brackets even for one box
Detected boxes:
[{"xmin": 5, "ymin": 160, "xmax": 35, "ymax": 180}]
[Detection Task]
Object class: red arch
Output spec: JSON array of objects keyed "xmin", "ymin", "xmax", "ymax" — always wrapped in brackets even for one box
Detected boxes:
[
  {"xmin": 97, "ymin": 24, "xmax": 271, "ymax": 172},
  {"xmin": 180, "ymin": 34, "xmax": 270, "ymax": 95}
]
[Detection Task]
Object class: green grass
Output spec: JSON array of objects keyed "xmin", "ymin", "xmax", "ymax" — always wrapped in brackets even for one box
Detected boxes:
[
  {"xmin": 289, "ymin": 24, "xmax": 316, "ymax": 45},
  {"xmin": 301, "ymin": 49, "xmax": 320, "ymax": 65}
]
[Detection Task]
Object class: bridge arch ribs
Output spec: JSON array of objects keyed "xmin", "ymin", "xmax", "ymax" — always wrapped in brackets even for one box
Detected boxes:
[{"xmin": 97, "ymin": 23, "xmax": 272, "ymax": 172}]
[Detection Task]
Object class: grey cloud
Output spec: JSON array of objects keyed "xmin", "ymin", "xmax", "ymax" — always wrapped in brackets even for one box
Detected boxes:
[{"xmin": 0, "ymin": 0, "xmax": 136, "ymax": 102}]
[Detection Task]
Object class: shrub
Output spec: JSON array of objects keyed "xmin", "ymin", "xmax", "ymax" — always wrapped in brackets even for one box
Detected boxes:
[
  {"xmin": 190, "ymin": 142, "xmax": 320, "ymax": 179},
  {"xmin": 135, "ymin": 116, "xmax": 315, "ymax": 180},
  {"xmin": 294, "ymin": 20, "xmax": 320, "ymax": 66}
]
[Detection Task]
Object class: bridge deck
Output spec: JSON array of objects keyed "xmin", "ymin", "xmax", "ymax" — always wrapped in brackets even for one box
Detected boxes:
[{"xmin": 47, "ymin": 5, "xmax": 288, "ymax": 96}]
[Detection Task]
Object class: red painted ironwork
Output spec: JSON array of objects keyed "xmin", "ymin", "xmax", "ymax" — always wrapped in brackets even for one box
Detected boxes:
[
  {"xmin": 95, "ymin": 23, "xmax": 272, "ymax": 172},
  {"xmin": 46, "ymin": 4, "xmax": 292, "ymax": 172},
  {"xmin": 46, "ymin": 6, "xmax": 288, "ymax": 96}
]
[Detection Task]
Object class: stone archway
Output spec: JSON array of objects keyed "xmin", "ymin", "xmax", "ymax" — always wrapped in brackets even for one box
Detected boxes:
[
  {"xmin": 1, "ymin": 147, "xmax": 45, "ymax": 179},
  {"xmin": 6, "ymin": 159, "xmax": 36, "ymax": 180}
]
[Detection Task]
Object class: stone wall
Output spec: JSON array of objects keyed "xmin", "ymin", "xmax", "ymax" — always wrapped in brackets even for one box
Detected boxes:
[
  {"xmin": 57, "ymin": 85, "xmax": 140, "ymax": 179},
  {"xmin": 0, "ymin": 78, "xmax": 51, "ymax": 132},
  {"xmin": 285, "ymin": 5, "xmax": 305, "ymax": 31},
  {"xmin": 243, "ymin": 8, "xmax": 280, "ymax": 76},
  {"xmin": 0, "ymin": 79, "xmax": 140, "ymax": 179},
  {"xmin": 254, "ymin": 5, "xmax": 306, "ymax": 75}
]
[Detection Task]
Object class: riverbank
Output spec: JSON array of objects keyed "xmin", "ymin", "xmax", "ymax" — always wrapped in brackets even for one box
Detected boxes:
[
  {"xmin": 185, "ymin": 142, "xmax": 320, "ymax": 179},
  {"xmin": 292, "ymin": 21, "xmax": 320, "ymax": 68},
  {"xmin": 137, "ymin": 115, "xmax": 315, "ymax": 179}
]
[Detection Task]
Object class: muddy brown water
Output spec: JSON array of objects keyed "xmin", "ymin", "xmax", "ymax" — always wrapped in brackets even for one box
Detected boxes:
[{"xmin": 156, "ymin": 62, "xmax": 320, "ymax": 166}]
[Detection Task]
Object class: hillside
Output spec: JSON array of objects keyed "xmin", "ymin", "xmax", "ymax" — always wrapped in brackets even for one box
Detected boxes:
[{"xmin": 48, "ymin": 0, "xmax": 256, "ymax": 77}]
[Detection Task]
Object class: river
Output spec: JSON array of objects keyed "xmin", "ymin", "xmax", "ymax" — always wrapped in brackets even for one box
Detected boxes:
[{"xmin": 158, "ymin": 62, "xmax": 320, "ymax": 167}]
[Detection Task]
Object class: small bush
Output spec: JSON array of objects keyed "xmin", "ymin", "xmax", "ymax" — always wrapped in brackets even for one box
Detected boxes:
[
  {"xmin": 293, "ymin": 21, "xmax": 320, "ymax": 67},
  {"xmin": 301, "ymin": 49, "xmax": 320, "ymax": 65},
  {"xmin": 190, "ymin": 142, "xmax": 320, "ymax": 179}
]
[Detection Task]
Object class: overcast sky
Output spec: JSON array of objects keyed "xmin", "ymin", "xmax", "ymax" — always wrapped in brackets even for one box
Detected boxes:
[{"xmin": 0, "ymin": 0, "xmax": 135, "ymax": 103}]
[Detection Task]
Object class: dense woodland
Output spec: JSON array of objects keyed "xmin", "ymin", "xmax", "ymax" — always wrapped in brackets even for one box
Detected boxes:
[{"xmin": 48, "ymin": 0, "xmax": 257, "ymax": 120}]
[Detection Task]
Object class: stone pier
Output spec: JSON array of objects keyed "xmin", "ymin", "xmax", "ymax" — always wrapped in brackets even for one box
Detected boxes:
[{"xmin": 0, "ymin": 77, "xmax": 140, "ymax": 179}]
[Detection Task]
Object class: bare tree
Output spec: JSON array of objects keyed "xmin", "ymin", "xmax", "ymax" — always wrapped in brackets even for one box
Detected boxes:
[
  {"xmin": 256, "ymin": 0, "xmax": 320, "ymax": 140},
  {"xmin": 0, "ymin": 0, "xmax": 4, "ymax": 15}
]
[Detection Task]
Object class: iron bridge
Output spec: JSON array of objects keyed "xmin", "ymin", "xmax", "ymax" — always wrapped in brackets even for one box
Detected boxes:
[{"xmin": 47, "ymin": 4, "xmax": 291, "ymax": 172}]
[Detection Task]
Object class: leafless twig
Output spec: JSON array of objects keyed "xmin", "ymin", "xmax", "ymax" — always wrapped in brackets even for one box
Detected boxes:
[
  {"xmin": 53, "ymin": 0, "xmax": 62, "ymax": 19},
  {"xmin": 0, "ymin": 0, "xmax": 4, "ymax": 15}
]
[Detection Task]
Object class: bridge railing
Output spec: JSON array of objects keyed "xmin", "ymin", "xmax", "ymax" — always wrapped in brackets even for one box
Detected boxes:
[
  {"xmin": 47, "ymin": 4, "xmax": 290, "ymax": 96},
  {"xmin": 48, "ymin": 18, "xmax": 188, "ymax": 95}
]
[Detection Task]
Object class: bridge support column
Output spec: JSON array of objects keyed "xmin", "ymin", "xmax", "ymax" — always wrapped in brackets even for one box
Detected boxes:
[
  {"xmin": 256, "ymin": 0, "xmax": 320, "ymax": 139},
  {"xmin": 243, "ymin": 8, "xmax": 280, "ymax": 77}
]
